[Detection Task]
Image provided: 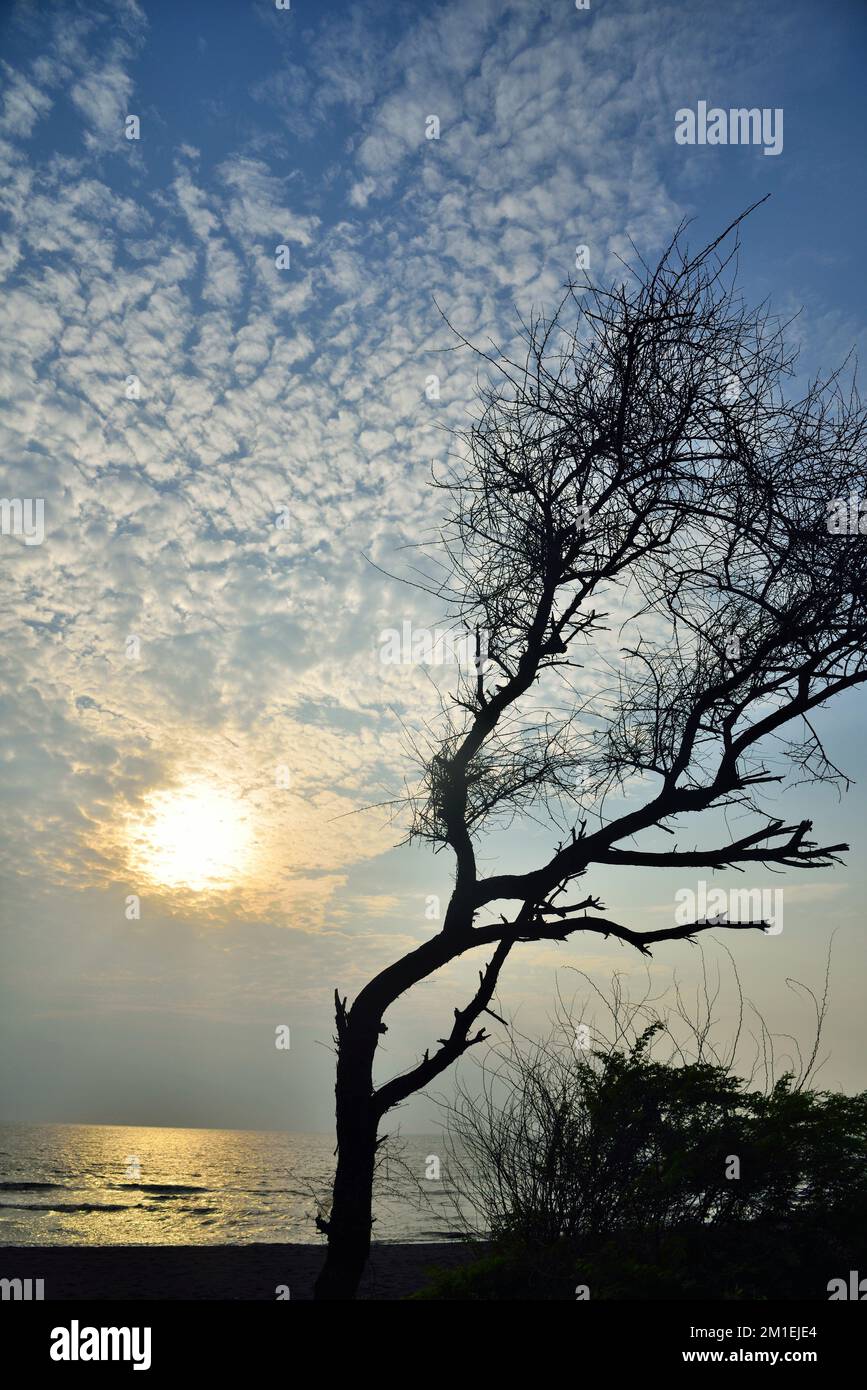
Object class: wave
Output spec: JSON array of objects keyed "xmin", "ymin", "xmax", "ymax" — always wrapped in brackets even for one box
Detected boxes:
[
  {"xmin": 109, "ymin": 1183, "xmax": 211, "ymax": 1194},
  {"xmin": 414, "ymin": 1229, "xmax": 473, "ymax": 1241},
  {"xmin": 0, "ymin": 1201, "xmax": 144, "ymax": 1213},
  {"xmin": 0, "ymin": 1181, "xmax": 65, "ymax": 1191},
  {"xmin": 248, "ymin": 1187, "xmax": 312, "ymax": 1197}
]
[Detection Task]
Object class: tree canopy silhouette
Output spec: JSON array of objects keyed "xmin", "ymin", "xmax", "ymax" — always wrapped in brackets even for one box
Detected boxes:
[{"xmin": 313, "ymin": 206, "xmax": 867, "ymax": 1300}]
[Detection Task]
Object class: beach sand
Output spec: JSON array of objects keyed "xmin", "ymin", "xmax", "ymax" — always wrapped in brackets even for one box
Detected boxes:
[{"xmin": 0, "ymin": 1242, "xmax": 479, "ymax": 1300}]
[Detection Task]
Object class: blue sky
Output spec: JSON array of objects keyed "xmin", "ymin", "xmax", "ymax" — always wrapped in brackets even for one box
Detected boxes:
[{"xmin": 1, "ymin": 0, "xmax": 866, "ymax": 1133}]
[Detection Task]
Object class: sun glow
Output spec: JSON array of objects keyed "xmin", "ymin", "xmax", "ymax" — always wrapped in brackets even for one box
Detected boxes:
[{"xmin": 128, "ymin": 783, "xmax": 254, "ymax": 892}]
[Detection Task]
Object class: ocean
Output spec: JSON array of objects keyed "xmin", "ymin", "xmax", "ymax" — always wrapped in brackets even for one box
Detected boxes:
[{"xmin": 0, "ymin": 1123, "xmax": 467, "ymax": 1246}]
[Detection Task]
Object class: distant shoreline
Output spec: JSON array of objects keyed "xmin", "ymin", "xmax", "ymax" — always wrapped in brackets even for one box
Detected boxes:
[{"xmin": 0, "ymin": 1242, "xmax": 482, "ymax": 1301}]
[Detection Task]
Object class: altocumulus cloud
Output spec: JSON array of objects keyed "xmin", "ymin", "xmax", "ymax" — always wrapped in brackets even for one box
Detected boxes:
[{"xmin": 0, "ymin": 0, "xmax": 844, "ymax": 961}]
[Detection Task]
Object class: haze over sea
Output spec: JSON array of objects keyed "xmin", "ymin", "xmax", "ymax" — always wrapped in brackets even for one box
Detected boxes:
[{"xmin": 0, "ymin": 1123, "xmax": 462, "ymax": 1246}]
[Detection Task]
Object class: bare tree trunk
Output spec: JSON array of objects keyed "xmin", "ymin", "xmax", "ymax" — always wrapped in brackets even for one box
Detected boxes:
[
  {"xmin": 313, "ymin": 1012, "xmax": 380, "ymax": 1301},
  {"xmin": 313, "ymin": 1113, "xmax": 377, "ymax": 1300}
]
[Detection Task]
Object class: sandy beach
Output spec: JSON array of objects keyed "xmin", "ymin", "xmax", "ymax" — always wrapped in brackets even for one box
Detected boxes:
[{"xmin": 0, "ymin": 1243, "xmax": 481, "ymax": 1301}]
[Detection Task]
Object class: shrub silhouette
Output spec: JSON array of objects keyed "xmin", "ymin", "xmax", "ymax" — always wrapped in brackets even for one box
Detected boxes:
[{"xmin": 422, "ymin": 975, "xmax": 867, "ymax": 1299}]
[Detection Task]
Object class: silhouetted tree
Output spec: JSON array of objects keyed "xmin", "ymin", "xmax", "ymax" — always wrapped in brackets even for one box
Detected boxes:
[{"xmin": 313, "ymin": 207, "xmax": 867, "ymax": 1300}]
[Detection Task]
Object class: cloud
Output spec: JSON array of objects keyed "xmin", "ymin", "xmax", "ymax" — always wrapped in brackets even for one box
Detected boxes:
[
  {"xmin": 70, "ymin": 57, "xmax": 134, "ymax": 150},
  {"xmin": 0, "ymin": 65, "xmax": 53, "ymax": 137},
  {"xmin": 0, "ymin": 0, "xmax": 862, "ymax": 1045}
]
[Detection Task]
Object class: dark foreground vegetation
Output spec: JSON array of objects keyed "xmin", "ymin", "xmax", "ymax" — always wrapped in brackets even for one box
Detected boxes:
[
  {"xmin": 416, "ymin": 996, "xmax": 867, "ymax": 1300},
  {"xmin": 415, "ymin": 1213, "xmax": 864, "ymax": 1300}
]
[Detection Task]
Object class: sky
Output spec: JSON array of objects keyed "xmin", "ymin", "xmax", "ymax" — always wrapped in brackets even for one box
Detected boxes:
[{"xmin": 1, "ymin": 0, "xmax": 866, "ymax": 1135}]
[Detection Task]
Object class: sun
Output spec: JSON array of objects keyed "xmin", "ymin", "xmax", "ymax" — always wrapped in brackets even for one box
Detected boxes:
[{"xmin": 128, "ymin": 782, "xmax": 254, "ymax": 892}]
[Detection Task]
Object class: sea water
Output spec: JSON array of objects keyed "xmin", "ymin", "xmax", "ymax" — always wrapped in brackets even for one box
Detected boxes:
[{"xmin": 0, "ymin": 1122, "xmax": 466, "ymax": 1246}]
